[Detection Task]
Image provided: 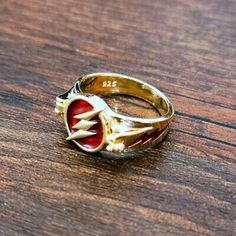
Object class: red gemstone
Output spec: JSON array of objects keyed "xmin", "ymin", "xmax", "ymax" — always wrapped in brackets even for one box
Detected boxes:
[{"xmin": 67, "ymin": 99, "xmax": 103, "ymax": 150}]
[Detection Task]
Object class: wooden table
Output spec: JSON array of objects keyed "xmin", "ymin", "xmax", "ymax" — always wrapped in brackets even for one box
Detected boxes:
[{"xmin": 1, "ymin": 0, "xmax": 235, "ymax": 235}]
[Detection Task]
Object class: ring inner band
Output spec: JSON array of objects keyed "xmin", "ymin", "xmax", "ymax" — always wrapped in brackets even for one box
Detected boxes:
[{"xmin": 77, "ymin": 73, "xmax": 174, "ymax": 119}]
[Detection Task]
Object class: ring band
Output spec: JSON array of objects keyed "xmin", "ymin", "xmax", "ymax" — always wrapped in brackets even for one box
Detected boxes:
[{"xmin": 55, "ymin": 73, "xmax": 174, "ymax": 153}]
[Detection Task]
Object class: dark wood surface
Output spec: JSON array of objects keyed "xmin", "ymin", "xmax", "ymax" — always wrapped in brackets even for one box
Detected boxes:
[{"xmin": 0, "ymin": 0, "xmax": 236, "ymax": 235}]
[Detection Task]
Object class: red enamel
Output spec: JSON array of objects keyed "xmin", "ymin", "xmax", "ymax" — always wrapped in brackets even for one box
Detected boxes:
[
  {"xmin": 67, "ymin": 99, "xmax": 103, "ymax": 150},
  {"xmin": 128, "ymin": 126, "xmax": 168, "ymax": 148}
]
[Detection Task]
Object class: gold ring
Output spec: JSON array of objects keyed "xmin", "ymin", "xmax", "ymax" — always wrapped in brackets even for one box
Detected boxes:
[{"xmin": 55, "ymin": 73, "xmax": 174, "ymax": 153}]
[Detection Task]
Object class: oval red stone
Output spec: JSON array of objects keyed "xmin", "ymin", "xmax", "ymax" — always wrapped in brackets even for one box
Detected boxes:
[{"xmin": 67, "ymin": 99, "xmax": 104, "ymax": 150}]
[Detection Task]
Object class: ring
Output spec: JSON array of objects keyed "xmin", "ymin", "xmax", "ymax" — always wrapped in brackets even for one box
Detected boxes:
[{"xmin": 55, "ymin": 73, "xmax": 174, "ymax": 153}]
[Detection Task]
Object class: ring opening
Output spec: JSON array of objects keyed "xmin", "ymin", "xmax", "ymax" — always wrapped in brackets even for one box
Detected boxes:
[{"xmin": 78, "ymin": 74, "xmax": 171, "ymax": 117}]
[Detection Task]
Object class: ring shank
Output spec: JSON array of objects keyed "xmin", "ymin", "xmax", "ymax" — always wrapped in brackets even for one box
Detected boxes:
[{"xmin": 77, "ymin": 73, "xmax": 174, "ymax": 122}]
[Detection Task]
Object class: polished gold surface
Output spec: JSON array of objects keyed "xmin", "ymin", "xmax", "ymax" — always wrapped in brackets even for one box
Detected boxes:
[{"xmin": 55, "ymin": 73, "xmax": 174, "ymax": 153}]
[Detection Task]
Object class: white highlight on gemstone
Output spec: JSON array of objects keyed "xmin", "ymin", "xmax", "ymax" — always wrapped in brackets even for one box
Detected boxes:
[
  {"xmin": 67, "ymin": 108, "xmax": 103, "ymax": 141},
  {"xmin": 74, "ymin": 108, "xmax": 103, "ymax": 120},
  {"xmin": 72, "ymin": 120, "xmax": 97, "ymax": 130},
  {"xmin": 66, "ymin": 130, "xmax": 96, "ymax": 140}
]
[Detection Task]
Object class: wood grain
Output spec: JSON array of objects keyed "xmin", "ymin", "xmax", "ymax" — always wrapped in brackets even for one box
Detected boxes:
[{"xmin": 0, "ymin": 0, "xmax": 236, "ymax": 235}]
